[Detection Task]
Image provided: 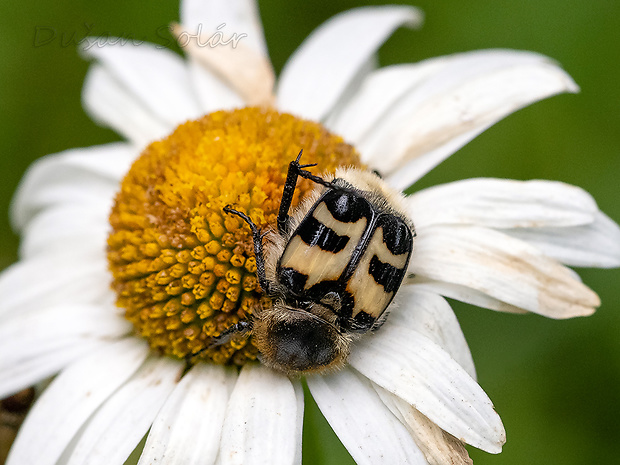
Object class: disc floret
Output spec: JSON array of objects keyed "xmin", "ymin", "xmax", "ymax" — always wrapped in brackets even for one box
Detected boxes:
[{"xmin": 108, "ymin": 107, "xmax": 361, "ymax": 365}]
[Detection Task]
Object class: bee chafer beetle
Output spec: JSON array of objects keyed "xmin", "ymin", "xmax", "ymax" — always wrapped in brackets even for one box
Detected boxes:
[{"xmin": 211, "ymin": 151, "xmax": 415, "ymax": 375}]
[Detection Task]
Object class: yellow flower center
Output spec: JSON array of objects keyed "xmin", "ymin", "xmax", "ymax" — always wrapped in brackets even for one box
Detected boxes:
[{"xmin": 108, "ymin": 107, "xmax": 361, "ymax": 365}]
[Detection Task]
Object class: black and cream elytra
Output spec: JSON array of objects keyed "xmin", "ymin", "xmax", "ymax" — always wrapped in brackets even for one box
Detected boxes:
[{"xmin": 207, "ymin": 151, "xmax": 415, "ymax": 374}]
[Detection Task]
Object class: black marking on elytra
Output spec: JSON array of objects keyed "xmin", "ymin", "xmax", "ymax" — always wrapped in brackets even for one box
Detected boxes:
[
  {"xmin": 296, "ymin": 216, "xmax": 350, "ymax": 253},
  {"xmin": 377, "ymin": 215, "xmax": 414, "ymax": 256},
  {"xmin": 278, "ymin": 267, "xmax": 308, "ymax": 296},
  {"xmin": 352, "ymin": 311, "xmax": 375, "ymax": 330},
  {"xmin": 323, "ymin": 190, "xmax": 371, "ymax": 223},
  {"xmin": 304, "ymin": 281, "xmax": 355, "ymax": 317},
  {"xmin": 369, "ymin": 255, "xmax": 405, "ymax": 294},
  {"xmin": 340, "ymin": 309, "xmax": 375, "ymax": 333}
]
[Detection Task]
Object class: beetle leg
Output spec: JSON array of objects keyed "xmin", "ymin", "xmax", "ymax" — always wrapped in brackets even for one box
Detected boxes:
[
  {"xmin": 277, "ymin": 150, "xmax": 360, "ymax": 236},
  {"xmin": 223, "ymin": 205, "xmax": 272, "ymax": 295},
  {"xmin": 291, "ymin": 151, "xmax": 357, "ymax": 194},
  {"xmin": 212, "ymin": 320, "xmax": 253, "ymax": 345},
  {"xmin": 186, "ymin": 320, "xmax": 253, "ymax": 362},
  {"xmin": 277, "ymin": 150, "xmax": 317, "ymax": 235}
]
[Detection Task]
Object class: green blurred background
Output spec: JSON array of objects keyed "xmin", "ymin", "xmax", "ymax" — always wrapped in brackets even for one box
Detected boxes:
[{"xmin": 1, "ymin": 0, "xmax": 618, "ymax": 464}]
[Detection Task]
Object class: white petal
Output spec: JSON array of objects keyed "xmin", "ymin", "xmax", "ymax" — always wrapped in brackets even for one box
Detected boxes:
[
  {"xmin": 219, "ymin": 364, "xmax": 301, "ymax": 465},
  {"xmin": 277, "ymin": 5, "xmax": 422, "ymax": 121},
  {"xmin": 187, "ymin": 57, "xmax": 245, "ymax": 113},
  {"xmin": 64, "ymin": 357, "xmax": 183, "ymax": 465},
  {"xmin": 307, "ymin": 367, "xmax": 426, "ymax": 464},
  {"xmin": 408, "ymin": 278, "xmax": 527, "ymax": 314},
  {"xmin": 172, "ymin": 21, "xmax": 274, "ymax": 107},
  {"xmin": 373, "ymin": 386, "xmax": 473, "ymax": 464},
  {"xmin": 0, "ymin": 254, "xmax": 110, "ymax": 320},
  {"xmin": 82, "ymin": 39, "xmax": 203, "ymax": 126},
  {"xmin": 391, "ymin": 287, "xmax": 476, "ymax": 378},
  {"xmin": 180, "ymin": 0, "xmax": 268, "ymax": 56},
  {"xmin": 0, "ymin": 304, "xmax": 131, "ymax": 397},
  {"xmin": 344, "ymin": 49, "xmax": 577, "ymax": 188},
  {"xmin": 410, "ymin": 225, "xmax": 601, "ymax": 318},
  {"xmin": 19, "ymin": 204, "xmax": 109, "ymax": 260},
  {"xmin": 10, "ymin": 143, "xmax": 134, "ymax": 232},
  {"xmin": 83, "ymin": 64, "xmax": 173, "ymax": 147},
  {"xmin": 337, "ymin": 50, "xmax": 547, "ymax": 155},
  {"xmin": 349, "ymin": 327, "xmax": 505, "ymax": 453},
  {"xmin": 0, "ymin": 344, "xmax": 98, "ymax": 401},
  {"xmin": 6, "ymin": 339, "xmax": 148, "ymax": 465},
  {"xmin": 138, "ymin": 364, "xmax": 237, "ymax": 465},
  {"xmin": 292, "ymin": 381, "xmax": 304, "ymax": 465},
  {"xmin": 408, "ymin": 178, "xmax": 597, "ymax": 229},
  {"xmin": 325, "ymin": 59, "xmax": 447, "ymax": 145},
  {"xmin": 180, "ymin": 0, "xmax": 263, "ymax": 110},
  {"xmin": 322, "ymin": 54, "xmax": 379, "ymax": 127},
  {"xmin": 505, "ymin": 211, "xmax": 620, "ymax": 268}
]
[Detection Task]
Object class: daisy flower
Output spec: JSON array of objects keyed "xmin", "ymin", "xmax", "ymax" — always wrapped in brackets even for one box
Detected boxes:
[{"xmin": 2, "ymin": 1, "xmax": 619, "ymax": 464}]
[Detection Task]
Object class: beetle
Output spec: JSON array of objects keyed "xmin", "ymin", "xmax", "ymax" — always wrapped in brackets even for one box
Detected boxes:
[{"xmin": 209, "ymin": 151, "xmax": 414, "ymax": 374}]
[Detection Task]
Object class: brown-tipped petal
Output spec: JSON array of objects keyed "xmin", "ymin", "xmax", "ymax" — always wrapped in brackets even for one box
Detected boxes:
[
  {"xmin": 374, "ymin": 385, "xmax": 474, "ymax": 465},
  {"xmin": 173, "ymin": 23, "xmax": 275, "ymax": 107},
  {"xmin": 410, "ymin": 225, "xmax": 601, "ymax": 318}
]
